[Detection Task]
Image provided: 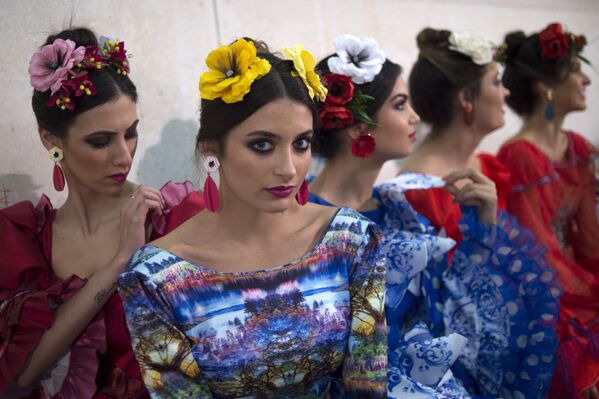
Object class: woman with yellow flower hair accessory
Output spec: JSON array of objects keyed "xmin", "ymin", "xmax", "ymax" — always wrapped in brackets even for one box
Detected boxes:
[{"xmin": 118, "ymin": 37, "xmax": 389, "ymax": 398}]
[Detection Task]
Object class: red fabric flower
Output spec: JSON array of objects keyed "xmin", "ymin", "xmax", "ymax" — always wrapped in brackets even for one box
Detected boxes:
[
  {"xmin": 540, "ymin": 23, "xmax": 570, "ymax": 60},
  {"xmin": 319, "ymin": 105, "xmax": 354, "ymax": 129},
  {"xmin": 324, "ymin": 73, "xmax": 354, "ymax": 105}
]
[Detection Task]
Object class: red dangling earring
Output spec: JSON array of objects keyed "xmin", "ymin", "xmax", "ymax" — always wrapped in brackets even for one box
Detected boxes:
[
  {"xmin": 351, "ymin": 133, "xmax": 376, "ymax": 158},
  {"xmin": 295, "ymin": 180, "xmax": 309, "ymax": 205},
  {"xmin": 203, "ymin": 155, "xmax": 221, "ymax": 212},
  {"xmin": 49, "ymin": 146, "xmax": 65, "ymax": 191}
]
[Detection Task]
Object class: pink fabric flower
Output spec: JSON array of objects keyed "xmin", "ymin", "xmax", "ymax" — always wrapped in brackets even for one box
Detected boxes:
[{"xmin": 28, "ymin": 39, "xmax": 85, "ymax": 95}]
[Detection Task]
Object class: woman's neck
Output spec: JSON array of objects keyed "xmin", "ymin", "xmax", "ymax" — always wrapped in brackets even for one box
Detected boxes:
[
  {"xmin": 56, "ymin": 181, "xmax": 136, "ymax": 236},
  {"xmin": 309, "ymin": 151, "xmax": 384, "ymax": 211},
  {"xmin": 519, "ymin": 108, "xmax": 565, "ymax": 149},
  {"xmin": 404, "ymin": 121, "xmax": 483, "ymax": 176}
]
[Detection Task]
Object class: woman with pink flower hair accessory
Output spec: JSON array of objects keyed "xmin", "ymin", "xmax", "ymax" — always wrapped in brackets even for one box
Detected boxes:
[{"xmin": 1, "ymin": 27, "xmax": 203, "ymax": 399}]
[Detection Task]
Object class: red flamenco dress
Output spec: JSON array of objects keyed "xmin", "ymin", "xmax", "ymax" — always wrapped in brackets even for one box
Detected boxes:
[
  {"xmin": 498, "ymin": 131, "xmax": 599, "ymax": 398},
  {"xmin": 0, "ymin": 181, "xmax": 204, "ymax": 398}
]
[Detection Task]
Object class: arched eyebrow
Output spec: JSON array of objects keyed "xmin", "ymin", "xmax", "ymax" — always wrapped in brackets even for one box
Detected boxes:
[
  {"xmin": 389, "ymin": 93, "xmax": 408, "ymax": 102},
  {"xmin": 245, "ymin": 129, "xmax": 314, "ymax": 138},
  {"xmin": 85, "ymin": 119, "xmax": 139, "ymax": 137}
]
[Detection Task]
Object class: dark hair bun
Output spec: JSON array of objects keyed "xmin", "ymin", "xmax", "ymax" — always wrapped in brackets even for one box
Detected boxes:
[
  {"xmin": 416, "ymin": 28, "xmax": 451, "ymax": 52},
  {"xmin": 45, "ymin": 27, "xmax": 98, "ymax": 48},
  {"xmin": 504, "ymin": 31, "xmax": 526, "ymax": 62}
]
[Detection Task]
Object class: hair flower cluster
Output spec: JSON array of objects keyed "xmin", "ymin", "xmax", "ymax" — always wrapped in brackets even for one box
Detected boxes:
[
  {"xmin": 327, "ymin": 35, "xmax": 385, "ymax": 84},
  {"xmin": 199, "ymin": 38, "xmax": 271, "ymax": 104},
  {"xmin": 319, "ymin": 73, "xmax": 376, "ymax": 130},
  {"xmin": 28, "ymin": 36, "xmax": 130, "ymax": 111},
  {"xmin": 448, "ymin": 30, "xmax": 494, "ymax": 65},
  {"xmin": 29, "ymin": 39, "xmax": 86, "ymax": 95},
  {"xmin": 99, "ymin": 36, "xmax": 130, "ymax": 75},
  {"xmin": 540, "ymin": 22, "xmax": 589, "ymax": 64},
  {"xmin": 283, "ymin": 44, "xmax": 327, "ymax": 102}
]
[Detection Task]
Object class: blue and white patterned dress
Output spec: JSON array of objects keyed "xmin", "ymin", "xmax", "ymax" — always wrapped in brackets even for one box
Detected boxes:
[{"xmin": 310, "ymin": 173, "xmax": 562, "ymax": 399}]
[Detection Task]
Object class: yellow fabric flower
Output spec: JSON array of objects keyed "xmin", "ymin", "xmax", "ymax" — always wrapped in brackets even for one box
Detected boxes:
[
  {"xmin": 199, "ymin": 39, "xmax": 271, "ymax": 103},
  {"xmin": 283, "ymin": 44, "xmax": 328, "ymax": 102}
]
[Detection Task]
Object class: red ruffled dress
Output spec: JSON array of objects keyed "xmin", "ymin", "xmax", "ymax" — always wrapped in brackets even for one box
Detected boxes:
[
  {"xmin": 498, "ymin": 131, "xmax": 599, "ymax": 398},
  {"xmin": 0, "ymin": 181, "xmax": 204, "ymax": 398}
]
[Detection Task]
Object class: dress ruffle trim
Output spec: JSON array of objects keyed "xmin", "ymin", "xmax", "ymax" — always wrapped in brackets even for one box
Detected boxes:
[
  {"xmin": 452, "ymin": 206, "xmax": 561, "ymax": 398},
  {"xmin": 0, "ymin": 277, "xmax": 107, "ymax": 398},
  {"xmin": 150, "ymin": 180, "xmax": 204, "ymax": 238}
]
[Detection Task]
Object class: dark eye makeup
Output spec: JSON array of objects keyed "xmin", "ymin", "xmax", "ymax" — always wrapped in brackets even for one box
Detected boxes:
[{"xmin": 84, "ymin": 120, "xmax": 139, "ymax": 149}]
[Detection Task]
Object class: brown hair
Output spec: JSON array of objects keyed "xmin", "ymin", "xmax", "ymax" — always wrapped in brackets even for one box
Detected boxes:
[{"xmin": 409, "ymin": 28, "xmax": 487, "ymax": 130}]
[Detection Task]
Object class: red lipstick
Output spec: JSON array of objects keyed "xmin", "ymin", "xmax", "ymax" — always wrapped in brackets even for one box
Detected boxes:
[
  {"xmin": 266, "ymin": 185, "xmax": 294, "ymax": 198},
  {"xmin": 109, "ymin": 173, "xmax": 128, "ymax": 183}
]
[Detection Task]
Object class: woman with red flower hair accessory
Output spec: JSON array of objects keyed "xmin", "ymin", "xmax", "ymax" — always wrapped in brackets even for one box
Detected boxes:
[
  {"xmin": 0, "ymin": 27, "xmax": 203, "ymax": 399},
  {"xmin": 311, "ymin": 32, "xmax": 561, "ymax": 398},
  {"xmin": 498, "ymin": 22, "xmax": 598, "ymax": 399}
]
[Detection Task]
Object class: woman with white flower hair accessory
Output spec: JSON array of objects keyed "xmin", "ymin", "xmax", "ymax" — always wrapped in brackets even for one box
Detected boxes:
[
  {"xmin": 310, "ymin": 32, "xmax": 561, "ymax": 399},
  {"xmin": 394, "ymin": 27, "xmax": 562, "ymax": 398},
  {"xmin": 310, "ymin": 34, "xmax": 466, "ymax": 399}
]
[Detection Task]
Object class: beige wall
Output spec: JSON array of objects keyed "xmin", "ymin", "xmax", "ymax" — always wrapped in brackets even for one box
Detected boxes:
[{"xmin": 1, "ymin": 0, "xmax": 598, "ymax": 207}]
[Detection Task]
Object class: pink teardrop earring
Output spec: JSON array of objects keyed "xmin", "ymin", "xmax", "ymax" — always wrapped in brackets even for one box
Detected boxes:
[
  {"xmin": 203, "ymin": 155, "xmax": 221, "ymax": 212},
  {"xmin": 49, "ymin": 146, "xmax": 65, "ymax": 191}
]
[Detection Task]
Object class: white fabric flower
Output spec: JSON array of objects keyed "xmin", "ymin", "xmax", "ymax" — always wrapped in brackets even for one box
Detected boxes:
[
  {"xmin": 448, "ymin": 30, "xmax": 494, "ymax": 65},
  {"xmin": 327, "ymin": 35, "xmax": 385, "ymax": 84}
]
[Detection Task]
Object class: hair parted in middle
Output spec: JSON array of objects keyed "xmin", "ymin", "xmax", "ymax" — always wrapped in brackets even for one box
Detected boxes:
[{"xmin": 196, "ymin": 38, "xmax": 321, "ymax": 157}]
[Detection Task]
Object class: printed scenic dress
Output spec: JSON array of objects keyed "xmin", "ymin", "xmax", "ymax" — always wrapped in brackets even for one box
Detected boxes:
[
  {"xmin": 118, "ymin": 208, "xmax": 388, "ymax": 399},
  {"xmin": 498, "ymin": 132, "xmax": 599, "ymax": 398}
]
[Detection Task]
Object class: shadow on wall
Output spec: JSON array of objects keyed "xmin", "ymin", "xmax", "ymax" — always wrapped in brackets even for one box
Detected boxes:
[
  {"xmin": 137, "ymin": 119, "xmax": 202, "ymax": 189},
  {"xmin": 0, "ymin": 174, "xmax": 42, "ymax": 209}
]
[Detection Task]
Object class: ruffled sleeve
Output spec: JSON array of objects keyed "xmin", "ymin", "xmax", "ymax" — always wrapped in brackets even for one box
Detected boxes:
[
  {"xmin": 0, "ymin": 198, "xmax": 57, "ymax": 393},
  {"xmin": 388, "ymin": 173, "xmax": 561, "ymax": 398},
  {"xmin": 150, "ymin": 181, "xmax": 205, "ymax": 239}
]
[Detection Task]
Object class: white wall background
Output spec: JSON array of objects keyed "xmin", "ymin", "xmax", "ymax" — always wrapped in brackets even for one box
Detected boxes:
[{"xmin": 1, "ymin": 0, "xmax": 598, "ymax": 208}]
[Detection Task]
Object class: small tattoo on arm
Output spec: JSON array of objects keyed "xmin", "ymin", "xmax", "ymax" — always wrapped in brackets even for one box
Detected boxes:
[{"xmin": 94, "ymin": 283, "xmax": 116, "ymax": 303}]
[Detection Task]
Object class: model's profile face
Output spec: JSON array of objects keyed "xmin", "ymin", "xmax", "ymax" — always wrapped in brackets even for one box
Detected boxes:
[
  {"xmin": 370, "ymin": 75, "xmax": 421, "ymax": 160},
  {"xmin": 472, "ymin": 63, "xmax": 510, "ymax": 135},
  {"xmin": 54, "ymin": 94, "xmax": 139, "ymax": 195},
  {"xmin": 553, "ymin": 58, "xmax": 591, "ymax": 115},
  {"xmin": 215, "ymin": 97, "xmax": 313, "ymax": 213}
]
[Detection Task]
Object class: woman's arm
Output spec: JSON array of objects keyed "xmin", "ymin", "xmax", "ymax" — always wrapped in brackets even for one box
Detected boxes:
[{"xmin": 14, "ymin": 186, "xmax": 164, "ymax": 388}]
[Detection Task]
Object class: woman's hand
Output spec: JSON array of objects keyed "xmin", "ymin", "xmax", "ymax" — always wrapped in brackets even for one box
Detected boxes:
[
  {"xmin": 113, "ymin": 185, "xmax": 165, "ymax": 268},
  {"xmin": 444, "ymin": 168, "xmax": 498, "ymax": 225}
]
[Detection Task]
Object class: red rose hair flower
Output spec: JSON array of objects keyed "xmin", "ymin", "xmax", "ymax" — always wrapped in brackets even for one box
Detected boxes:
[
  {"xmin": 319, "ymin": 105, "xmax": 355, "ymax": 129},
  {"xmin": 324, "ymin": 73, "xmax": 354, "ymax": 105},
  {"xmin": 539, "ymin": 23, "xmax": 570, "ymax": 60}
]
